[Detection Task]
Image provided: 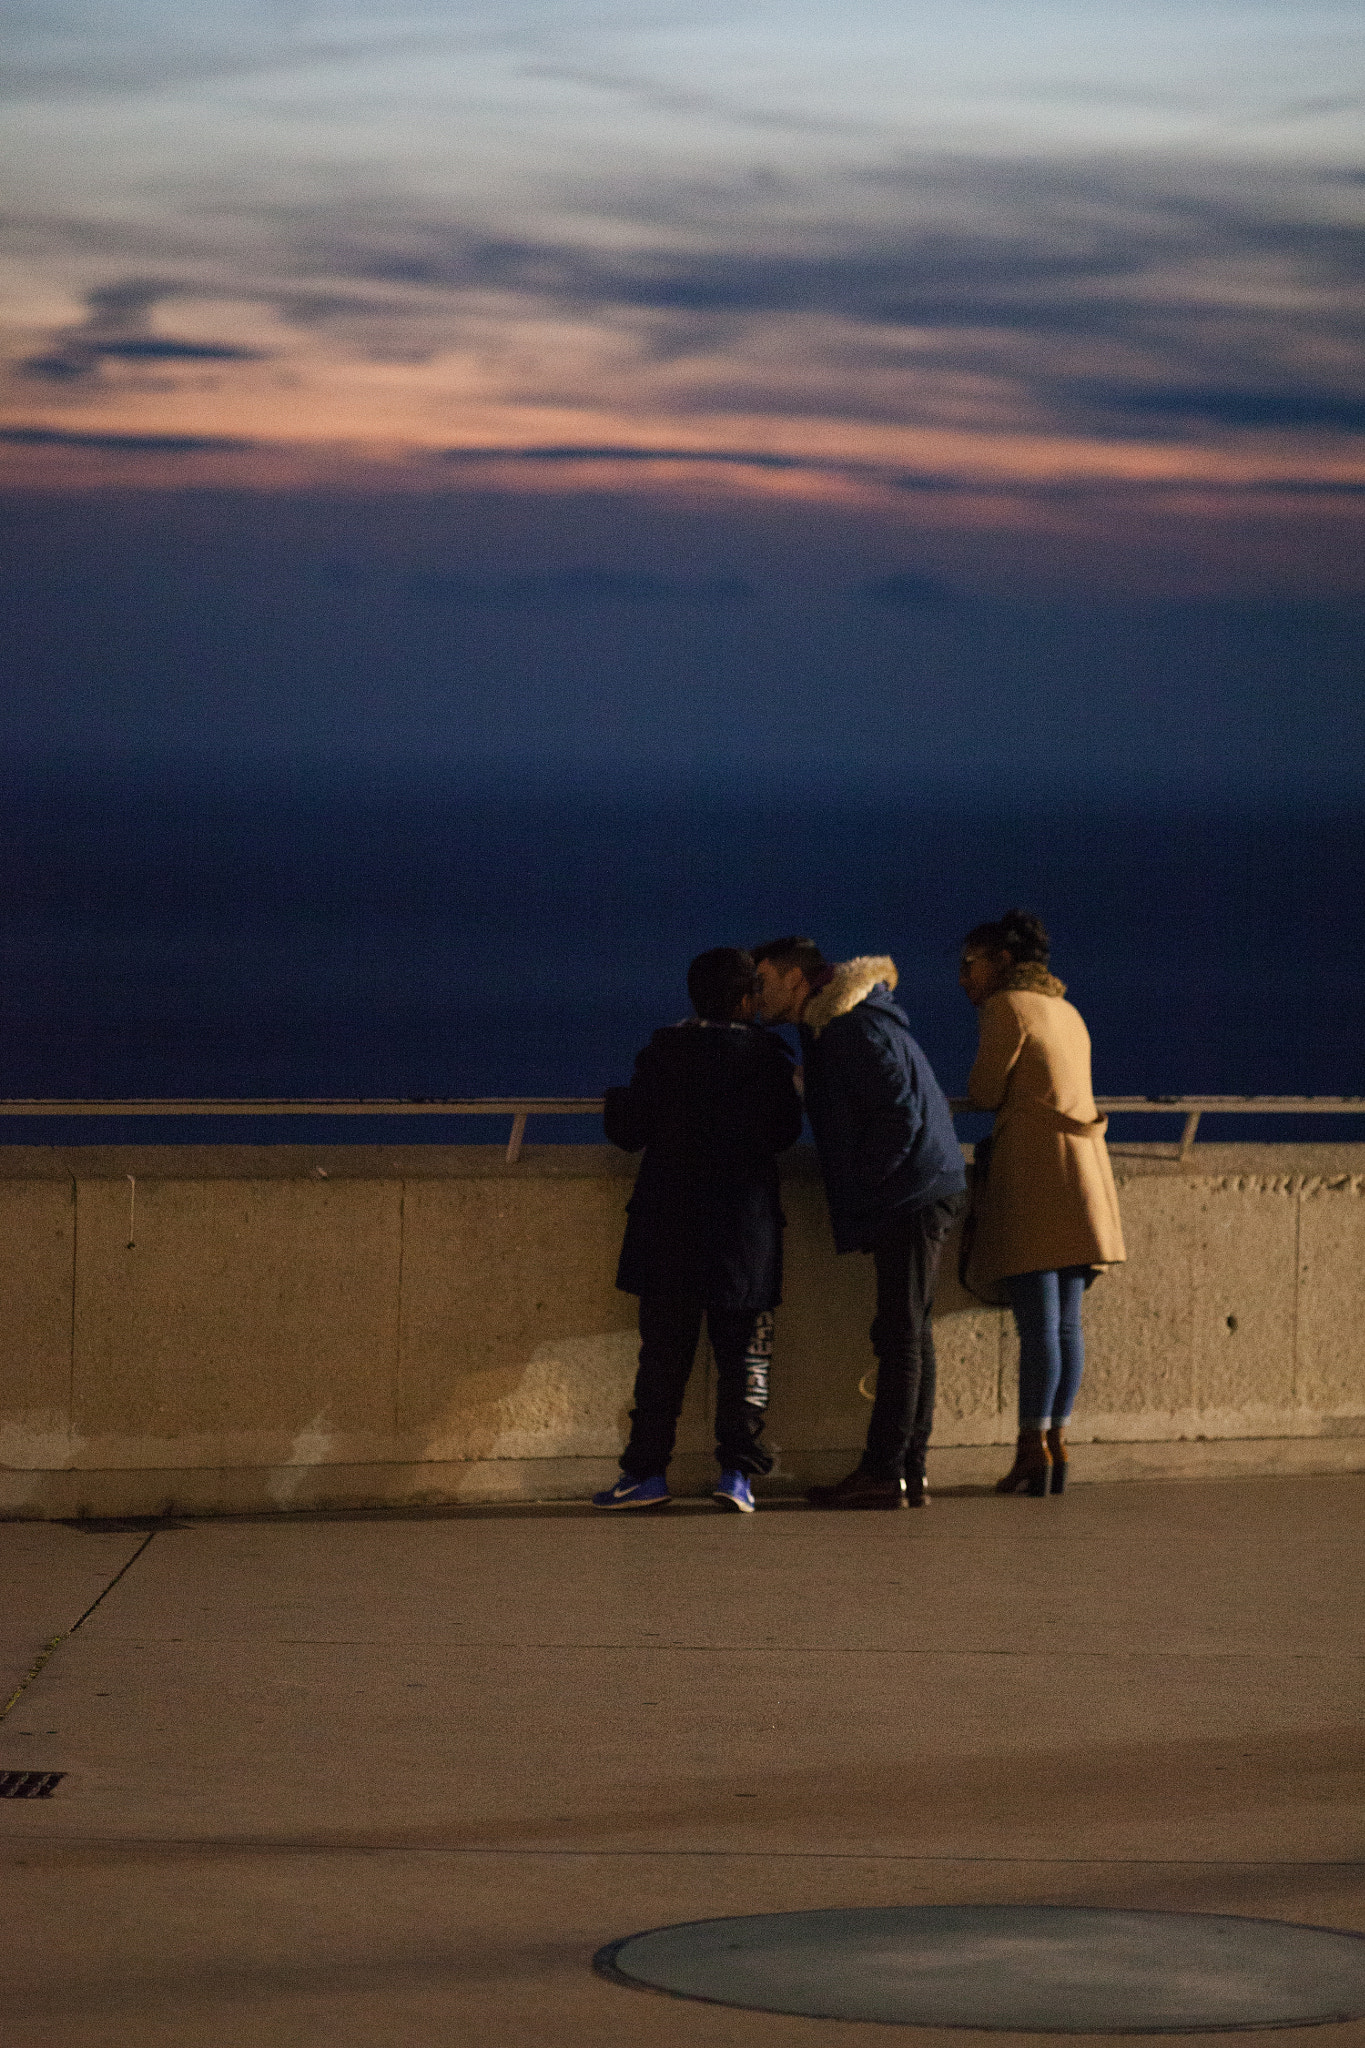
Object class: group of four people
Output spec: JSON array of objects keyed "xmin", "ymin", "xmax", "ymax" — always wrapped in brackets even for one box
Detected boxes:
[{"xmin": 594, "ymin": 911, "xmax": 1126, "ymax": 1513}]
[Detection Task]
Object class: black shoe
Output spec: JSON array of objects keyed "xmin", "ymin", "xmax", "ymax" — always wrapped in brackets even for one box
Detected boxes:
[
  {"xmin": 807, "ymin": 1467, "xmax": 908, "ymax": 1510},
  {"xmin": 906, "ymin": 1472, "xmax": 930, "ymax": 1507}
]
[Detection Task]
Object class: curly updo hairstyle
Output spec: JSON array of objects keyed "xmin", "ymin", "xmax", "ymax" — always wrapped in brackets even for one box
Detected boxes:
[{"xmin": 963, "ymin": 908, "xmax": 1050, "ymax": 966}]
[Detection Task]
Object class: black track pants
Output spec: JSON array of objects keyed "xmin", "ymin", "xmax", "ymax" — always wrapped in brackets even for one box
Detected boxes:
[{"xmin": 621, "ymin": 1296, "xmax": 775, "ymax": 1480}]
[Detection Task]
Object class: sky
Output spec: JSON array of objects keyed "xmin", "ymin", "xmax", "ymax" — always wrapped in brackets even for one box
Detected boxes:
[{"xmin": 1, "ymin": 0, "xmax": 1363, "ymax": 787}]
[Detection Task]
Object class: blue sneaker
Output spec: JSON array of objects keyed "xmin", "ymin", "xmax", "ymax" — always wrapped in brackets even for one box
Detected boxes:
[
  {"xmin": 713, "ymin": 1470, "xmax": 755, "ymax": 1513},
  {"xmin": 592, "ymin": 1473, "xmax": 670, "ymax": 1510}
]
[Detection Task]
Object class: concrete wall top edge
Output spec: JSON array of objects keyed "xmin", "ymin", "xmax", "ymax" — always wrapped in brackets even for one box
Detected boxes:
[
  {"xmin": 0, "ymin": 1140, "xmax": 1363, "ymax": 1183},
  {"xmin": 0, "ymin": 1143, "xmax": 637, "ymax": 1181}
]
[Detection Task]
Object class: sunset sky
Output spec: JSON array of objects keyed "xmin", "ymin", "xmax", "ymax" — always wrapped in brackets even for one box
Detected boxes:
[{"xmin": 2, "ymin": 1, "xmax": 1363, "ymax": 781}]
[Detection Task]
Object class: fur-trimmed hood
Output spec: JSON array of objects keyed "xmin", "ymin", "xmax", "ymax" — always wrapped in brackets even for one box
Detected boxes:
[
  {"xmin": 802, "ymin": 955, "xmax": 899, "ymax": 1039},
  {"xmin": 1002, "ymin": 963, "xmax": 1067, "ymax": 999}
]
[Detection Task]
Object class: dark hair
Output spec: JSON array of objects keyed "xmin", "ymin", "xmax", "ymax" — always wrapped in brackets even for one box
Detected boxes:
[
  {"xmin": 963, "ymin": 908, "xmax": 1050, "ymax": 966},
  {"xmin": 750, "ymin": 935, "xmax": 827, "ymax": 979},
  {"xmin": 687, "ymin": 947, "xmax": 760, "ymax": 1023}
]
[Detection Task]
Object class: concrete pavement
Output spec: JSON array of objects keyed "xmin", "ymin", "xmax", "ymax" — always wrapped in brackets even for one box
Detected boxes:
[{"xmin": 2, "ymin": 1474, "xmax": 1363, "ymax": 2045}]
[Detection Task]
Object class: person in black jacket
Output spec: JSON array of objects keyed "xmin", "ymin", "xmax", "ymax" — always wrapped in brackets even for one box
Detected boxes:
[
  {"xmin": 753, "ymin": 936, "xmax": 966, "ymax": 1510},
  {"xmin": 596, "ymin": 947, "xmax": 804, "ymax": 1513}
]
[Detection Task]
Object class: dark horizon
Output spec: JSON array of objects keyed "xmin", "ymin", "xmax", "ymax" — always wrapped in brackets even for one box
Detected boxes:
[
  {"xmin": 1, "ymin": 754, "xmax": 1360, "ymax": 1151},
  {"xmin": 4, "ymin": 484, "xmax": 1364, "ymax": 806}
]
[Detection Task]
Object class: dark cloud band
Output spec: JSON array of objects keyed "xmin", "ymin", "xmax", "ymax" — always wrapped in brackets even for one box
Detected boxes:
[{"xmin": 0, "ymin": 426, "xmax": 254, "ymax": 452}]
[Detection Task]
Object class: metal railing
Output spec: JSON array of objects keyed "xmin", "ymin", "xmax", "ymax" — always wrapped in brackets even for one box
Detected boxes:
[
  {"xmin": 1061, "ymin": 1097, "xmax": 1365, "ymax": 1162},
  {"xmin": 0, "ymin": 1098, "xmax": 602, "ymax": 1164},
  {"xmin": 0, "ymin": 1096, "xmax": 1361, "ymax": 1163}
]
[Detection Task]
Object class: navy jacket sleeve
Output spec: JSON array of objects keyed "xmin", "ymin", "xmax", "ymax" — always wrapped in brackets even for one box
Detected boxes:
[
  {"xmin": 844, "ymin": 1013, "xmax": 924, "ymax": 1136},
  {"xmin": 803, "ymin": 991, "xmax": 963, "ymax": 1253},
  {"xmin": 822, "ymin": 1012, "xmax": 923, "ymax": 1187}
]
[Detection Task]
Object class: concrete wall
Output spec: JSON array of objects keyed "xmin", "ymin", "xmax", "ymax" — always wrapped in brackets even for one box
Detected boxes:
[{"xmin": 1, "ymin": 1142, "xmax": 1363, "ymax": 1517}]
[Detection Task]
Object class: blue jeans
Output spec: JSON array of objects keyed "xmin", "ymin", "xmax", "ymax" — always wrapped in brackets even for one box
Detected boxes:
[{"xmin": 1006, "ymin": 1267, "xmax": 1090, "ymax": 1427}]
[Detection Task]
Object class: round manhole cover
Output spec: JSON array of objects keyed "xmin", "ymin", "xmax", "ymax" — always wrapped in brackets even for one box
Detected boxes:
[{"xmin": 595, "ymin": 1905, "xmax": 1365, "ymax": 2031}]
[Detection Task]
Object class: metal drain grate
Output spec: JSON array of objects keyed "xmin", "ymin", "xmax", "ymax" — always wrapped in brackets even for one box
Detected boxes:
[{"xmin": 0, "ymin": 1770, "xmax": 65, "ymax": 1799}]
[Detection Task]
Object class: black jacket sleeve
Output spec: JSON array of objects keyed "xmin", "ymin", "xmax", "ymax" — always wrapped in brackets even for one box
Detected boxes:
[
  {"xmin": 759, "ymin": 1036, "xmax": 805, "ymax": 1154},
  {"xmin": 603, "ymin": 1050, "xmax": 656, "ymax": 1152}
]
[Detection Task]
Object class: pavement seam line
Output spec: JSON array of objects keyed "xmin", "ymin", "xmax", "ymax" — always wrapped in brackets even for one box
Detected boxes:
[
  {"xmin": 0, "ymin": 1531, "xmax": 158, "ymax": 1725},
  {"xmin": 68, "ymin": 1530, "xmax": 159, "ymax": 1633},
  {"xmin": 0, "ymin": 1635, "xmax": 68, "ymax": 1724},
  {"xmin": 6, "ymin": 1837, "xmax": 1365, "ymax": 1867}
]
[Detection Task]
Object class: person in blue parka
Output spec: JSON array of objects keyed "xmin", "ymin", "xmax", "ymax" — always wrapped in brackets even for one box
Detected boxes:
[
  {"xmin": 753, "ymin": 936, "xmax": 966, "ymax": 1510},
  {"xmin": 596, "ymin": 947, "xmax": 804, "ymax": 1514}
]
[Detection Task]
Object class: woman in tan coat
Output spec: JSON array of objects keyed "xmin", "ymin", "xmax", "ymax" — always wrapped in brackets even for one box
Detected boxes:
[{"xmin": 960, "ymin": 909, "xmax": 1125, "ymax": 1495}]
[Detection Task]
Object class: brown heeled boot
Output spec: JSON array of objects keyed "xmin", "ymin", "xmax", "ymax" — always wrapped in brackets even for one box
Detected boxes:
[
  {"xmin": 1046, "ymin": 1425, "xmax": 1068, "ymax": 1495},
  {"xmin": 995, "ymin": 1428, "xmax": 1051, "ymax": 1497}
]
